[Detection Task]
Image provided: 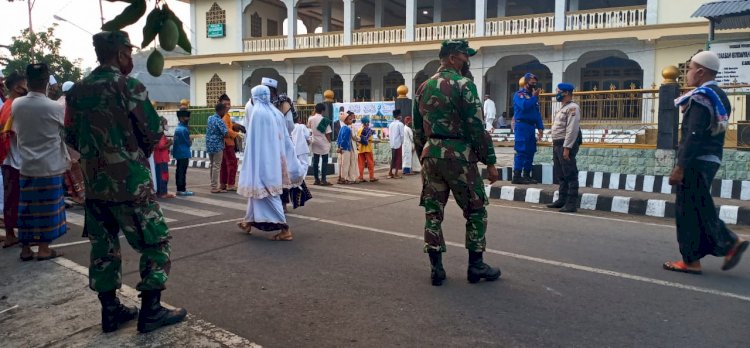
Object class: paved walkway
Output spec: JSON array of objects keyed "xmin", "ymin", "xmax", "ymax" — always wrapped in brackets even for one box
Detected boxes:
[{"xmin": 0, "ymin": 251, "xmax": 259, "ymax": 348}]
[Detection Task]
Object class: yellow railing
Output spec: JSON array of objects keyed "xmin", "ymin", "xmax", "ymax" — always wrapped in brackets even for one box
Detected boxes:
[{"xmin": 295, "ymin": 32, "xmax": 344, "ymax": 49}]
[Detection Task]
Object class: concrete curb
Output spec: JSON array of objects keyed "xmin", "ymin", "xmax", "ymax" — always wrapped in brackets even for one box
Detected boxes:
[
  {"xmin": 482, "ymin": 165, "xmax": 750, "ymax": 201},
  {"xmin": 489, "ymin": 184, "xmax": 750, "ymax": 226}
]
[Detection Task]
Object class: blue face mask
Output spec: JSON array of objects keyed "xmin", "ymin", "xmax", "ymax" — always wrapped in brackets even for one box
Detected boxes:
[{"xmin": 555, "ymin": 92, "xmax": 565, "ymax": 102}]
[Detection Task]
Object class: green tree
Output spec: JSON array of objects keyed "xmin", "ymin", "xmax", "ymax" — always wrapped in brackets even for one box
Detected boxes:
[{"xmin": 1, "ymin": 25, "xmax": 83, "ymax": 84}]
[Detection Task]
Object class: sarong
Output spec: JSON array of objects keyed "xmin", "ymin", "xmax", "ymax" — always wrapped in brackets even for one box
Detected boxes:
[
  {"xmin": 390, "ymin": 147, "xmax": 402, "ymax": 170},
  {"xmin": 18, "ymin": 175, "xmax": 67, "ymax": 244}
]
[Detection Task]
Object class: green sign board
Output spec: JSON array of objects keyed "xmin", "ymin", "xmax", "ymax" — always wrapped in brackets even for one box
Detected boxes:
[{"xmin": 208, "ymin": 23, "xmax": 225, "ymax": 38}]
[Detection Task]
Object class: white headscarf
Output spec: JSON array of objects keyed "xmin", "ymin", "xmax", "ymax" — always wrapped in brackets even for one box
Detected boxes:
[{"xmin": 237, "ymin": 85, "xmax": 305, "ymax": 199}]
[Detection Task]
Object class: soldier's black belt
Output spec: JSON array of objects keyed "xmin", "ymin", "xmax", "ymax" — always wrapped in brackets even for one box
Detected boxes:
[{"xmin": 429, "ymin": 135, "xmax": 462, "ymax": 140}]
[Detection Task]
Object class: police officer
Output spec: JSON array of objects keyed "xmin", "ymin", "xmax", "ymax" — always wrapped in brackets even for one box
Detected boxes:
[
  {"xmin": 512, "ymin": 73, "xmax": 545, "ymax": 184},
  {"xmin": 65, "ymin": 31, "xmax": 187, "ymax": 334},
  {"xmin": 413, "ymin": 39, "xmax": 501, "ymax": 286},
  {"xmin": 547, "ymin": 83, "xmax": 582, "ymax": 213}
]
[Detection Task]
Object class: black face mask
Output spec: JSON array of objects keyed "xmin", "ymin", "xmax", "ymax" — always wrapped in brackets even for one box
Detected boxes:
[
  {"xmin": 527, "ymin": 83, "xmax": 537, "ymax": 92},
  {"xmin": 461, "ymin": 61, "xmax": 472, "ymax": 80}
]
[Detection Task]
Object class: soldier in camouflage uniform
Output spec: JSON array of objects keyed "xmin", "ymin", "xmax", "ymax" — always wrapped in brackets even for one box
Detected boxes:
[
  {"xmin": 65, "ymin": 31, "xmax": 187, "ymax": 334},
  {"xmin": 413, "ymin": 39, "xmax": 501, "ymax": 286}
]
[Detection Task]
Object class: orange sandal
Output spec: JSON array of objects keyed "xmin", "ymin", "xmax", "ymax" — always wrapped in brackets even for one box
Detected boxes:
[{"xmin": 662, "ymin": 260, "xmax": 702, "ymax": 275}]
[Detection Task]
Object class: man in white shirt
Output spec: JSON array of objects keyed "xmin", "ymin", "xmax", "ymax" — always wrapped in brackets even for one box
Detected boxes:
[
  {"xmin": 483, "ymin": 94, "xmax": 497, "ymax": 133},
  {"xmin": 387, "ymin": 109, "xmax": 405, "ymax": 179},
  {"xmin": 307, "ymin": 103, "xmax": 333, "ymax": 185},
  {"xmin": 12, "ymin": 63, "xmax": 69, "ymax": 261}
]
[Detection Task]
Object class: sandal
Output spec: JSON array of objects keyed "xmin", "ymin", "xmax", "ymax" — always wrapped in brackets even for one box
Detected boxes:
[
  {"xmin": 662, "ymin": 260, "xmax": 702, "ymax": 275},
  {"xmin": 237, "ymin": 222, "xmax": 252, "ymax": 235},
  {"xmin": 36, "ymin": 249, "xmax": 64, "ymax": 261},
  {"xmin": 20, "ymin": 253, "xmax": 35, "ymax": 262},
  {"xmin": 369, "ymin": 178, "xmax": 379, "ymax": 182},
  {"xmin": 722, "ymin": 240, "xmax": 749, "ymax": 271},
  {"xmin": 270, "ymin": 231, "xmax": 293, "ymax": 241}
]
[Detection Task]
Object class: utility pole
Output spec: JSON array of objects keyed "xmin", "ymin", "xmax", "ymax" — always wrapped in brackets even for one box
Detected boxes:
[{"xmin": 99, "ymin": 0, "xmax": 104, "ymax": 26}]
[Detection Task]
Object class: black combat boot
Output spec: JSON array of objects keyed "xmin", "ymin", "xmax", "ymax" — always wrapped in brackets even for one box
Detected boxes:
[
  {"xmin": 547, "ymin": 193, "xmax": 567, "ymax": 208},
  {"xmin": 523, "ymin": 170, "xmax": 538, "ymax": 184},
  {"xmin": 98, "ymin": 290, "xmax": 139, "ymax": 333},
  {"xmin": 559, "ymin": 196, "xmax": 578, "ymax": 213},
  {"xmin": 467, "ymin": 251, "xmax": 501, "ymax": 283},
  {"xmin": 137, "ymin": 290, "xmax": 188, "ymax": 333},
  {"xmin": 428, "ymin": 251, "xmax": 446, "ymax": 286},
  {"xmin": 511, "ymin": 170, "xmax": 527, "ymax": 184}
]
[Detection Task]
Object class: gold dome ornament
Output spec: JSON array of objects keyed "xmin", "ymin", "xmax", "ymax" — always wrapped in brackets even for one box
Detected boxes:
[
  {"xmin": 324, "ymin": 90, "xmax": 334, "ymax": 102},
  {"xmin": 180, "ymin": 99, "xmax": 189, "ymax": 108},
  {"xmin": 397, "ymin": 85, "xmax": 408, "ymax": 99},
  {"xmin": 662, "ymin": 66, "xmax": 680, "ymax": 84},
  {"xmin": 518, "ymin": 76, "xmax": 526, "ymax": 89}
]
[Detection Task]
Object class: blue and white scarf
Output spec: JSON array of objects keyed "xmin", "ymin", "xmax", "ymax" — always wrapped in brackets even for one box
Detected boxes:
[{"xmin": 674, "ymin": 81, "xmax": 728, "ymax": 136}]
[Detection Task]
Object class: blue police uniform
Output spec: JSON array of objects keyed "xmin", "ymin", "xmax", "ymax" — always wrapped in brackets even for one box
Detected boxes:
[{"xmin": 513, "ymin": 74, "xmax": 544, "ymax": 177}]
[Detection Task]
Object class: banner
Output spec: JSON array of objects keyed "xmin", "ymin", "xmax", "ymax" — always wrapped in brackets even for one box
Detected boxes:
[
  {"xmin": 710, "ymin": 40, "xmax": 750, "ymax": 91},
  {"xmin": 333, "ymin": 101, "xmax": 396, "ymax": 139}
]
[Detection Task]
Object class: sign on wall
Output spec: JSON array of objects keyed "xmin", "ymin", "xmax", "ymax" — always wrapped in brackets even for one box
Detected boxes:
[
  {"xmin": 334, "ymin": 101, "xmax": 397, "ymax": 139},
  {"xmin": 208, "ymin": 23, "xmax": 226, "ymax": 38},
  {"xmin": 710, "ymin": 40, "xmax": 750, "ymax": 88}
]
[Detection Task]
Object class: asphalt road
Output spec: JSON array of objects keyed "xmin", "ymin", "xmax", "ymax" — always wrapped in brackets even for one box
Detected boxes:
[{"xmin": 50, "ymin": 167, "xmax": 750, "ymax": 347}]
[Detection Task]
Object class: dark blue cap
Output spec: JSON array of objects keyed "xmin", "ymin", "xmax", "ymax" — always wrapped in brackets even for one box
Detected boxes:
[{"xmin": 557, "ymin": 83, "xmax": 575, "ymax": 92}]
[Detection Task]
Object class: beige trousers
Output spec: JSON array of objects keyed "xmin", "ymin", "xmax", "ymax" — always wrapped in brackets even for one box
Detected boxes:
[{"xmin": 209, "ymin": 151, "xmax": 224, "ymax": 190}]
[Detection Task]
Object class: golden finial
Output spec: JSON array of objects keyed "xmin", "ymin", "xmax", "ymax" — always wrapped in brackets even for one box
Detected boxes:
[
  {"xmin": 323, "ymin": 90, "xmax": 334, "ymax": 102},
  {"xmin": 397, "ymin": 85, "xmax": 409, "ymax": 99},
  {"xmin": 661, "ymin": 65, "xmax": 680, "ymax": 84},
  {"xmin": 180, "ymin": 99, "xmax": 189, "ymax": 108}
]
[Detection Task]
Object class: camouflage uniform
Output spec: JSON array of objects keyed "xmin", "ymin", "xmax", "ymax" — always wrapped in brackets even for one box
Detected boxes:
[
  {"xmin": 65, "ymin": 32, "xmax": 170, "ymax": 293},
  {"xmin": 413, "ymin": 42, "xmax": 496, "ymax": 254}
]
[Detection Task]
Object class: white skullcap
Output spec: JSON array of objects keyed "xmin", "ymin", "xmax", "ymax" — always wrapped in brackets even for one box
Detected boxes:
[
  {"xmin": 691, "ymin": 51, "xmax": 720, "ymax": 72},
  {"xmin": 261, "ymin": 77, "xmax": 278, "ymax": 89},
  {"xmin": 49, "ymin": 75, "xmax": 58, "ymax": 85},
  {"xmin": 62, "ymin": 81, "xmax": 74, "ymax": 93}
]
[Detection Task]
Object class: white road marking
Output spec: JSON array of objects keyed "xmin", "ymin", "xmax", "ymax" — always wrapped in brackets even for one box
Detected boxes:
[
  {"xmin": 158, "ymin": 201, "xmax": 222, "ymax": 217},
  {"xmin": 51, "ymin": 218, "xmax": 243, "ymax": 249},
  {"xmin": 286, "ymin": 213, "xmax": 750, "ymax": 303},
  {"xmin": 310, "ymin": 185, "xmax": 397, "ymax": 197},
  {"xmin": 0, "ymin": 305, "xmax": 19, "ymax": 315},
  {"xmin": 52, "ymin": 258, "xmax": 261, "ymax": 348},
  {"xmin": 66, "ymin": 211, "xmax": 176, "ymax": 224}
]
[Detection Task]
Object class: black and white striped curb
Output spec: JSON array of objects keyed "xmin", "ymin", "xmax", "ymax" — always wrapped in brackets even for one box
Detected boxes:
[
  {"xmin": 484, "ymin": 164, "xmax": 750, "ymax": 201},
  {"xmin": 488, "ymin": 185, "xmax": 750, "ymax": 226}
]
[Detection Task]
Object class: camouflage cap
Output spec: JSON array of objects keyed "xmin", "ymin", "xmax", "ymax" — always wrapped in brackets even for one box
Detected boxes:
[
  {"xmin": 439, "ymin": 39, "xmax": 477, "ymax": 58},
  {"xmin": 92, "ymin": 31, "xmax": 136, "ymax": 51}
]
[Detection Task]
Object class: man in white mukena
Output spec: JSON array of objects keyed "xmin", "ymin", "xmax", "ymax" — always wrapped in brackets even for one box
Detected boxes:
[
  {"xmin": 483, "ymin": 94, "xmax": 496, "ymax": 133},
  {"xmin": 546, "ymin": 82, "xmax": 582, "ymax": 213}
]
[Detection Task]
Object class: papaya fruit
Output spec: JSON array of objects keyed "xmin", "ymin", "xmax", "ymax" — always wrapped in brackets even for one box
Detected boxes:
[
  {"xmin": 141, "ymin": 8, "xmax": 163, "ymax": 48},
  {"xmin": 102, "ymin": 0, "xmax": 147, "ymax": 31},
  {"xmin": 162, "ymin": 4, "xmax": 192, "ymax": 53},
  {"xmin": 147, "ymin": 50, "xmax": 164, "ymax": 77},
  {"xmin": 159, "ymin": 19, "xmax": 179, "ymax": 51}
]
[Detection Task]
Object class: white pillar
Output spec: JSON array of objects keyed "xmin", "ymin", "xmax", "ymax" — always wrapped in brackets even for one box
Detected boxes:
[
  {"xmin": 283, "ymin": 61, "xmax": 295, "ymax": 98},
  {"xmin": 554, "ymin": 0, "xmax": 565, "ymax": 31},
  {"xmin": 471, "ymin": 68, "xmax": 484, "ymax": 100},
  {"xmin": 374, "ymin": 0, "xmax": 383, "ymax": 28},
  {"xmin": 434, "ymin": 0, "xmax": 442, "ymax": 23},
  {"xmin": 405, "ymin": 0, "xmax": 416, "ymax": 41},
  {"xmin": 322, "ymin": 0, "xmax": 331, "ymax": 32},
  {"xmin": 550, "ymin": 49, "xmax": 565, "ymax": 89},
  {"xmin": 646, "ymin": 0, "xmax": 658, "ymax": 25},
  {"xmin": 569, "ymin": 0, "xmax": 579, "ymax": 12},
  {"xmin": 344, "ymin": 0, "xmax": 354, "ymax": 45},
  {"xmin": 496, "ymin": 0, "xmax": 506, "ymax": 18},
  {"xmin": 475, "ymin": 0, "xmax": 487, "ymax": 37},
  {"xmin": 286, "ymin": 0, "xmax": 296, "ymax": 49}
]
